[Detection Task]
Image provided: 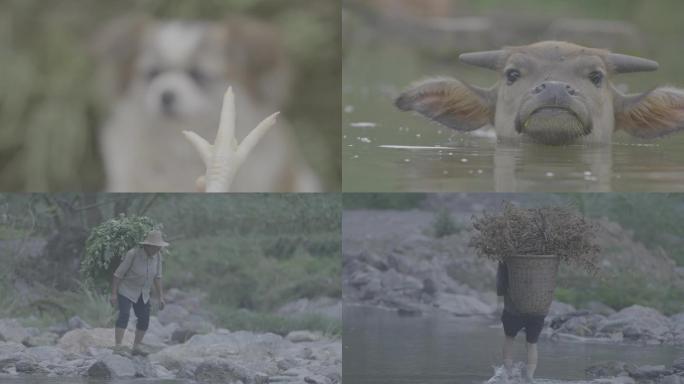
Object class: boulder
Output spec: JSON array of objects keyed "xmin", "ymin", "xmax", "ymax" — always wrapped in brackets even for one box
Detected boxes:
[
  {"xmin": 671, "ymin": 313, "xmax": 684, "ymax": 346},
  {"xmin": 628, "ymin": 365, "xmax": 671, "ymax": 380},
  {"xmin": 58, "ymin": 328, "xmax": 134, "ymax": 354},
  {"xmin": 434, "ymin": 293, "xmax": 494, "ymax": 316},
  {"xmin": 194, "ymin": 357, "xmax": 268, "ymax": 384},
  {"xmin": 583, "ymin": 301, "xmax": 617, "ymax": 317},
  {"xmin": 23, "ymin": 331, "xmax": 59, "ymax": 347},
  {"xmin": 87, "ymin": 354, "xmax": 136, "ymax": 378},
  {"xmin": 660, "ymin": 375, "xmax": 683, "ymax": 384},
  {"xmin": 554, "ymin": 313, "xmax": 606, "ymax": 337},
  {"xmin": 0, "ymin": 319, "xmax": 30, "ymax": 344},
  {"xmin": 286, "ymin": 331, "xmax": 321, "ymax": 343},
  {"xmin": 151, "ymin": 330, "xmax": 284, "ymax": 374},
  {"xmin": 586, "ymin": 361, "xmax": 635, "ymax": 378},
  {"xmin": 673, "ymin": 356, "xmax": 684, "ymax": 372},
  {"xmin": 597, "ymin": 305, "xmax": 671, "ymax": 344},
  {"xmin": 24, "ymin": 346, "xmax": 68, "ymax": 363},
  {"xmin": 380, "ymin": 269, "xmax": 423, "ymax": 300},
  {"xmin": 157, "ymin": 304, "xmax": 190, "ymax": 326},
  {"xmin": 15, "ymin": 359, "xmax": 44, "ymax": 374},
  {"xmin": 67, "ymin": 316, "xmax": 91, "ymax": 330},
  {"xmin": 548, "ymin": 301, "xmax": 577, "ymax": 317}
]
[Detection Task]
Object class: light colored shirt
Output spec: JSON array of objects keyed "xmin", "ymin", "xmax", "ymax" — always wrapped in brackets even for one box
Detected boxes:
[{"xmin": 114, "ymin": 247, "xmax": 162, "ymax": 304}]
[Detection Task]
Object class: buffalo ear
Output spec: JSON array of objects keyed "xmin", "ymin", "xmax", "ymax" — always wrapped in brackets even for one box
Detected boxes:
[
  {"xmin": 395, "ymin": 78, "xmax": 495, "ymax": 131},
  {"xmin": 614, "ymin": 87, "xmax": 684, "ymax": 138}
]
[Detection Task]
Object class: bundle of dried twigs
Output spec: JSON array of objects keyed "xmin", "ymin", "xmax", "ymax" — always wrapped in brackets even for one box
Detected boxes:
[{"xmin": 469, "ymin": 201, "xmax": 600, "ymax": 273}]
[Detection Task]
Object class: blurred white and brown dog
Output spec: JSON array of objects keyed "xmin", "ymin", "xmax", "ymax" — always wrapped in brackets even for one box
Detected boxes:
[{"xmin": 93, "ymin": 16, "xmax": 321, "ymax": 192}]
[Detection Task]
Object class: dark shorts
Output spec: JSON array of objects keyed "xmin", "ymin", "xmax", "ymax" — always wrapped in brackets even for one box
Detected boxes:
[
  {"xmin": 115, "ymin": 294, "xmax": 151, "ymax": 331},
  {"xmin": 501, "ymin": 309, "xmax": 545, "ymax": 344}
]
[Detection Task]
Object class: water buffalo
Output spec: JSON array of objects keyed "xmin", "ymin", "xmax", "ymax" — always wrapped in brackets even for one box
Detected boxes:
[{"xmin": 396, "ymin": 41, "xmax": 684, "ymax": 145}]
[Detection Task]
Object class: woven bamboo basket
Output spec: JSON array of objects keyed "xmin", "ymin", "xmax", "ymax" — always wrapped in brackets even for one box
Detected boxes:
[{"xmin": 506, "ymin": 254, "xmax": 559, "ymax": 316}]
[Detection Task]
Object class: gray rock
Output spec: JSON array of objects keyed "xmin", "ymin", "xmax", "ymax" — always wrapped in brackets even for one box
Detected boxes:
[
  {"xmin": 598, "ymin": 305, "xmax": 671, "ymax": 344},
  {"xmin": 15, "ymin": 359, "xmax": 44, "ymax": 374},
  {"xmin": 396, "ymin": 305, "xmax": 422, "ymax": 317},
  {"xmin": 661, "ymin": 375, "xmax": 682, "ymax": 384},
  {"xmin": 171, "ymin": 328, "xmax": 197, "ymax": 344},
  {"xmin": 194, "ymin": 358, "xmax": 268, "ymax": 384},
  {"xmin": 67, "ymin": 316, "xmax": 91, "ymax": 330},
  {"xmin": 286, "ymin": 331, "xmax": 321, "ymax": 343},
  {"xmin": 555, "ymin": 313, "xmax": 606, "ymax": 337},
  {"xmin": 434, "ymin": 293, "xmax": 493, "ymax": 316},
  {"xmin": 157, "ymin": 304, "xmax": 190, "ymax": 326},
  {"xmin": 673, "ymin": 356, "xmax": 684, "ymax": 372},
  {"xmin": 0, "ymin": 319, "xmax": 30, "ymax": 344},
  {"xmin": 548, "ymin": 301, "xmax": 577, "ymax": 317},
  {"xmin": 87, "ymin": 354, "xmax": 136, "ymax": 378},
  {"xmin": 583, "ymin": 301, "xmax": 617, "ymax": 316},
  {"xmin": 586, "ymin": 361, "xmax": 635, "ymax": 378},
  {"xmin": 671, "ymin": 313, "xmax": 684, "ymax": 346},
  {"xmin": 23, "ymin": 331, "xmax": 59, "ymax": 347},
  {"xmin": 629, "ymin": 365, "xmax": 671, "ymax": 380},
  {"xmin": 304, "ymin": 374, "xmax": 332, "ymax": 384},
  {"xmin": 25, "ymin": 346, "xmax": 67, "ymax": 363},
  {"xmin": 380, "ymin": 269, "xmax": 423, "ymax": 300}
]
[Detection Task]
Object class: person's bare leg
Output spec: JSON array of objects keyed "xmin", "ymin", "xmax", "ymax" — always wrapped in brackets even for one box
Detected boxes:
[
  {"xmin": 526, "ymin": 342, "xmax": 538, "ymax": 381},
  {"xmin": 115, "ymin": 328, "xmax": 125, "ymax": 346},
  {"xmin": 133, "ymin": 330, "xmax": 146, "ymax": 349},
  {"xmin": 502, "ymin": 335, "xmax": 515, "ymax": 374}
]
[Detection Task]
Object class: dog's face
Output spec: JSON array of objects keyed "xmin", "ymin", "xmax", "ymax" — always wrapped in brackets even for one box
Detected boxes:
[
  {"xmin": 95, "ymin": 16, "xmax": 289, "ymax": 124},
  {"xmin": 135, "ymin": 22, "xmax": 228, "ymax": 121}
]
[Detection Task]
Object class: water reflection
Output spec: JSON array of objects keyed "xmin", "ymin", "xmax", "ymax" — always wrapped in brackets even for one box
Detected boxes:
[{"xmin": 343, "ymin": 305, "xmax": 680, "ymax": 384}]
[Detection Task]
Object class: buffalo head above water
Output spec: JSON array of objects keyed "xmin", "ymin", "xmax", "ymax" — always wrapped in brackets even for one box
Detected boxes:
[{"xmin": 396, "ymin": 41, "xmax": 684, "ymax": 145}]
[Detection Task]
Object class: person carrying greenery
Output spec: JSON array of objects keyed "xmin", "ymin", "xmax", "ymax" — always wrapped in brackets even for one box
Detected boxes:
[{"xmin": 109, "ymin": 229, "xmax": 168, "ymax": 356}]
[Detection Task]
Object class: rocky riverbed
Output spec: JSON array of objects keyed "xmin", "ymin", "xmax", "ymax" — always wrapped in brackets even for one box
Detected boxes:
[{"xmin": 0, "ymin": 288, "xmax": 341, "ymax": 383}]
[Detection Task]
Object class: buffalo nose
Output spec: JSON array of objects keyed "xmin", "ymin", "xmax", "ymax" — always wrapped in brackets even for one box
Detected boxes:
[{"xmin": 531, "ymin": 81, "xmax": 578, "ymax": 97}]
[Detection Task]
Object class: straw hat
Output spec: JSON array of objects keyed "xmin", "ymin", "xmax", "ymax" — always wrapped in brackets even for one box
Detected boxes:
[{"xmin": 139, "ymin": 229, "xmax": 169, "ymax": 247}]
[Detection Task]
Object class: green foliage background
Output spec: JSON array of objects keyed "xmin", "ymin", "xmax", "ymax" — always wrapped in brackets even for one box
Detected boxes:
[
  {"xmin": 0, "ymin": 0, "xmax": 340, "ymax": 191},
  {"xmin": 0, "ymin": 193, "xmax": 342, "ymax": 334}
]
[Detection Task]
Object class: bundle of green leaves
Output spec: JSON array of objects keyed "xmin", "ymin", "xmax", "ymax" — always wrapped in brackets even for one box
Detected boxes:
[
  {"xmin": 469, "ymin": 202, "xmax": 600, "ymax": 273},
  {"xmin": 81, "ymin": 215, "xmax": 160, "ymax": 291}
]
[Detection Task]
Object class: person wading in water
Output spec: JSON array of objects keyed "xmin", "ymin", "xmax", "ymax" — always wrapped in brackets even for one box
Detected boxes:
[
  {"xmin": 110, "ymin": 229, "xmax": 167, "ymax": 356},
  {"xmin": 497, "ymin": 261, "xmax": 545, "ymax": 383}
]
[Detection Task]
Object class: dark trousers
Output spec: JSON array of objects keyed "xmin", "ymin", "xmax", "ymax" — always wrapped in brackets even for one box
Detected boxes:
[{"xmin": 115, "ymin": 293, "xmax": 150, "ymax": 331}]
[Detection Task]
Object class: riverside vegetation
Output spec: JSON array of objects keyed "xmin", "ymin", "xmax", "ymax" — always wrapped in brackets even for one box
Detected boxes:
[{"xmin": 0, "ymin": 194, "xmax": 341, "ymax": 382}]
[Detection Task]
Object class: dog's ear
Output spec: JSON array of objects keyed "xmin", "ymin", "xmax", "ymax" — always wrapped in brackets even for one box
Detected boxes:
[
  {"xmin": 91, "ymin": 14, "xmax": 149, "ymax": 98},
  {"xmin": 223, "ymin": 17, "xmax": 291, "ymax": 107}
]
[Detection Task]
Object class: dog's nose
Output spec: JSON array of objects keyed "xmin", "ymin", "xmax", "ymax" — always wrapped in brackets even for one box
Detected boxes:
[{"xmin": 161, "ymin": 91, "xmax": 176, "ymax": 109}]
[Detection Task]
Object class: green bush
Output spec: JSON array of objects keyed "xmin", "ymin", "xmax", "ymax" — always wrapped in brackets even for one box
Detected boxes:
[
  {"xmin": 556, "ymin": 273, "xmax": 684, "ymax": 315},
  {"xmin": 213, "ymin": 307, "xmax": 341, "ymax": 337},
  {"xmin": 433, "ymin": 210, "xmax": 458, "ymax": 238},
  {"xmin": 81, "ymin": 215, "xmax": 160, "ymax": 292},
  {"xmin": 343, "ymin": 193, "xmax": 426, "ymax": 210},
  {"xmin": 263, "ymin": 236, "xmax": 303, "ymax": 260},
  {"xmin": 165, "ymin": 233, "xmax": 340, "ymax": 312}
]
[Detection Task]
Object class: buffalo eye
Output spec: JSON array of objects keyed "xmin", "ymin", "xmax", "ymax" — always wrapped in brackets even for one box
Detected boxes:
[
  {"xmin": 505, "ymin": 69, "xmax": 521, "ymax": 85},
  {"xmin": 589, "ymin": 71, "xmax": 604, "ymax": 87}
]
